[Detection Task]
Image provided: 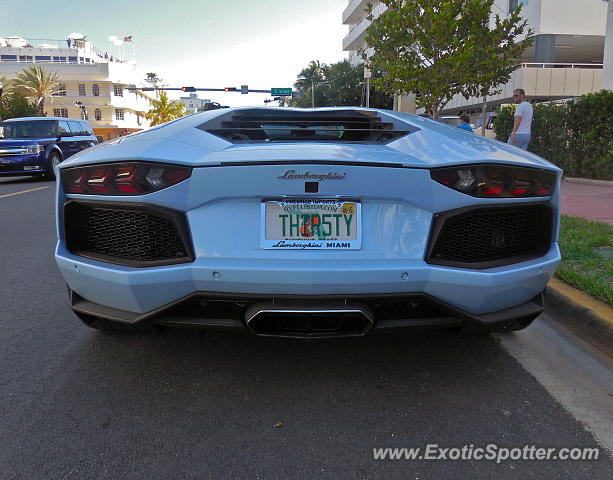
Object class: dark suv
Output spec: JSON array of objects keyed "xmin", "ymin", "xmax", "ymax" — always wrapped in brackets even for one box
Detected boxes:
[{"xmin": 0, "ymin": 117, "xmax": 98, "ymax": 179}]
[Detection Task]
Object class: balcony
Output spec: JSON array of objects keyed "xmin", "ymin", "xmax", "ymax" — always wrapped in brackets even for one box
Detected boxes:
[
  {"xmin": 442, "ymin": 63, "xmax": 604, "ymax": 111},
  {"xmin": 342, "ymin": 2, "xmax": 387, "ymax": 52},
  {"xmin": 342, "ymin": 0, "xmax": 370, "ymax": 25}
]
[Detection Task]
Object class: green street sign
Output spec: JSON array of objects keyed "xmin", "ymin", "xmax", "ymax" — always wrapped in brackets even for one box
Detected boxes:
[{"xmin": 271, "ymin": 87, "xmax": 292, "ymax": 96}]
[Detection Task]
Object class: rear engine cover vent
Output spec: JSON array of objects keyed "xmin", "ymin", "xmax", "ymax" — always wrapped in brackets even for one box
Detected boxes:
[{"xmin": 197, "ymin": 108, "xmax": 417, "ymax": 144}]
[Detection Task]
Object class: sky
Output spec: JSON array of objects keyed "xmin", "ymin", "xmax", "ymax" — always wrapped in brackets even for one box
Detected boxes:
[{"xmin": 0, "ymin": 0, "xmax": 349, "ymax": 106}]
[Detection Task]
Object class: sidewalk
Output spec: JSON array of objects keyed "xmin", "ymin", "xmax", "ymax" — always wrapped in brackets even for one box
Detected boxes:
[{"xmin": 560, "ymin": 179, "xmax": 613, "ymax": 224}]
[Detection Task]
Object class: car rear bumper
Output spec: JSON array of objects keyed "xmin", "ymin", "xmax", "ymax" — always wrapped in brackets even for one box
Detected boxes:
[
  {"xmin": 69, "ymin": 287, "xmax": 545, "ymax": 337},
  {"xmin": 56, "ymin": 241, "xmax": 559, "ymax": 317}
]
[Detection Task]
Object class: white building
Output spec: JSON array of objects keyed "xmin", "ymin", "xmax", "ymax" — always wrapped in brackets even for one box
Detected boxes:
[
  {"xmin": 604, "ymin": 0, "xmax": 613, "ymax": 90},
  {"xmin": 342, "ymin": 0, "xmax": 609, "ymax": 114},
  {"xmin": 0, "ymin": 35, "xmax": 155, "ymax": 141},
  {"xmin": 175, "ymin": 93, "xmax": 212, "ymax": 115}
]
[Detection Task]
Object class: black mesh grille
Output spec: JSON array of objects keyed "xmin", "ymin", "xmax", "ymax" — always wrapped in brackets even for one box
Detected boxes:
[
  {"xmin": 427, "ymin": 204, "xmax": 552, "ymax": 268},
  {"xmin": 64, "ymin": 201, "xmax": 193, "ymax": 266}
]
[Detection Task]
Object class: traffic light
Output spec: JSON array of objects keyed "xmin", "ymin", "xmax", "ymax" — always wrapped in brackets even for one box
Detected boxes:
[
  {"xmin": 181, "ymin": 86, "xmax": 196, "ymax": 92},
  {"xmin": 223, "ymin": 87, "xmax": 237, "ymax": 92},
  {"xmin": 240, "ymin": 85, "xmax": 248, "ymax": 94}
]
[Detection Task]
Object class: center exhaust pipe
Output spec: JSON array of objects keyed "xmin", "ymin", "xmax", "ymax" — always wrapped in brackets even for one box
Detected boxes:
[{"xmin": 245, "ymin": 302, "xmax": 374, "ymax": 338}]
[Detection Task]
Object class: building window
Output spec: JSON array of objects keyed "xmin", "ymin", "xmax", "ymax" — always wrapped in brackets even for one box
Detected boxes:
[
  {"xmin": 78, "ymin": 84, "xmax": 86, "ymax": 96},
  {"xmin": 508, "ymin": 0, "xmax": 525, "ymax": 12},
  {"xmin": 53, "ymin": 84, "xmax": 67, "ymax": 96},
  {"xmin": 115, "ymin": 109, "xmax": 124, "ymax": 121},
  {"xmin": 94, "ymin": 108, "xmax": 102, "ymax": 121},
  {"xmin": 113, "ymin": 84, "xmax": 123, "ymax": 97},
  {"xmin": 53, "ymin": 108, "xmax": 69, "ymax": 118},
  {"xmin": 92, "ymin": 84, "xmax": 100, "ymax": 96}
]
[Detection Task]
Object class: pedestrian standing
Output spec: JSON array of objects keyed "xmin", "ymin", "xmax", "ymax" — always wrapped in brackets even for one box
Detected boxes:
[
  {"xmin": 458, "ymin": 114, "xmax": 473, "ymax": 133},
  {"xmin": 508, "ymin": 88, "xmax": 533, "ymax": 150}
]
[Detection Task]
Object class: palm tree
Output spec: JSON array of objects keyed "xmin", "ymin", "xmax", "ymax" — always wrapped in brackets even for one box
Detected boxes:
[
  {"xmin": 10, "ymin": 65, "xmax": 60, "ymax": 113},
  {"xmin": 144, "ymin": 91, "xmax": 186, "ymax": 126},
  {"xmin": 0, "ymin": 75, "xmax": 9, "ymax": 92},
  {"xmin": 294, "ymin": 60, "xmax": 325, "ymax": 108}
]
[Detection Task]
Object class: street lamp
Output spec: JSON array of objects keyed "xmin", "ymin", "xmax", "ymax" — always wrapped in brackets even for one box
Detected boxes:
[{"xmin": 74, "ymin": 101, "xmax": 87, "ymax": 120}]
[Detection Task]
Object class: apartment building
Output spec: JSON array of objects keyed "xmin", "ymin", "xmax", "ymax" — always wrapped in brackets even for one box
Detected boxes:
[
  {"xmin": 342, "ymin": 0, "xmax": 610, "ymax": 114},
  {"xmin": 0, "ymin": 35, "xmax": 154, "ymax": 140},
  {"xmin": 175, "ymin": 93, "xmax": 212, "ymax": 115}
]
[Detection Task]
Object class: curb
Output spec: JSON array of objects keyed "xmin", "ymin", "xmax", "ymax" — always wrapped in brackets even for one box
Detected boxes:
[
  {"xmin": 544, "ymin": 277, "xmax": 613, "ymax": 360},
  {"xmin": 564, "ymin": 177, "xmax": 613, "ymax": 187}
]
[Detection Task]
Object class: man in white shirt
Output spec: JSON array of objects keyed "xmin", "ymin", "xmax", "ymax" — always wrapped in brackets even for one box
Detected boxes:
[{"xmin": 508, "ymin": 88, "xmax": 533, "ymax": 150}]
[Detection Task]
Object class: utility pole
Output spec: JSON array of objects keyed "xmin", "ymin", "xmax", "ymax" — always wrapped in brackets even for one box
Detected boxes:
[
  {"xmin": 311, "ymin": 79, "xmax": 315, "ymax": 108},
  {"xmin": 364, "ymin": 65, "xmax": 372, "ymax": 108},
  {"xmin": 481, "ymin": 95, "xmax": 487, "ymax": 136}
]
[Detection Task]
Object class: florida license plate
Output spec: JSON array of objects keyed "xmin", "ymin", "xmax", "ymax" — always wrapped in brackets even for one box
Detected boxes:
[{"xmin": 261, "ymin": 200, "xmax": 361, "ymax": 249}]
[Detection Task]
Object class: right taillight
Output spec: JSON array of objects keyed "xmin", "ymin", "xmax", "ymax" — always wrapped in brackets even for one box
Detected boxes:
[
  {"xmin": 61, "ymin": 162, "xmax": 192, "ymax": 195},
  {"xmin": 431, "ymin": 164, "xmax": 556, "ymax": 198}
]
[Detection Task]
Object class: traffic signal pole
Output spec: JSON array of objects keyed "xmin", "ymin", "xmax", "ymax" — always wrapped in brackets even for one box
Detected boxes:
[{"xmin": 129, "ymin": 87, "xmax": 279, "ymax": 94}]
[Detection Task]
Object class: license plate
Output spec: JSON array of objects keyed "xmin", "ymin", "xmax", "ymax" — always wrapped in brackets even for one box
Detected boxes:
[{"xmin": 261, "ymin": 200, "xmax": 361, "ymax": 249}]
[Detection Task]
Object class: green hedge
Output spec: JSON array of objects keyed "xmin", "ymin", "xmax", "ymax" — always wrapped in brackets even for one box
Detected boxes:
[{"xmin": 493, "ymin": 90, "xmax": 613, "ymax": 180}]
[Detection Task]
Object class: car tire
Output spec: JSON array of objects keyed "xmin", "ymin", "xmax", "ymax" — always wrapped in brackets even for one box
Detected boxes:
[
  {"xmin": 73, "ymin": 311, "xmax": 150, "ymax": 332},
  {"xmin": 45, "ymin": 153, "xmax": 62, "ymax": 180}
]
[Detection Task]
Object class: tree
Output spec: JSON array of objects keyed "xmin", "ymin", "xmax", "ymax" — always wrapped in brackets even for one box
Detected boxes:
[
  {"xmin": 288, "ymin": 59, "xmax": 393, "ymax": 109},
  {"xmin": 0, "ymin": 91, "xmax": 43, "ymax": 120},
  {"xmin": 144, "ymin": 91, "xmax": 186, "ymax": 126},
  {"xmin": 362, "ymin": 0, "xmax": 533, "ymax": 118},
  {"xmin": 293, "ymin": 60, "xmax": 325, "ymax": 107},
  {"xmin": 10, "ymin": 65, "xmax": 61, "ymax": 113},
  {"xmin": 0, "ymin": 75, "xmax": 9, "ymax": 94}
]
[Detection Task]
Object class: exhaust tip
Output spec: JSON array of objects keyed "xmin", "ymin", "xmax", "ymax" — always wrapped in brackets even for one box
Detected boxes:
[{"xmin": 245, "ymin": 303, "xmax": 374, "ymax": 338}]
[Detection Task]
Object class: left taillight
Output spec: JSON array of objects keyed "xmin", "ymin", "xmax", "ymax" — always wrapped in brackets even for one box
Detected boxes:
[{"xmin": 61, "ymin": 162, "xmax": 192, "ymax": 195}]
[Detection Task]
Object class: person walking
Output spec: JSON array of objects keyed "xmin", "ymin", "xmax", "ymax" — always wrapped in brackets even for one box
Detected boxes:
[
  {"xmin": 508, "ymin": 88, "xmax": 533, "ymax": 150},
  {"xmin": 458, "ymin": 114, "xmax": 473, "ymax": 133}
]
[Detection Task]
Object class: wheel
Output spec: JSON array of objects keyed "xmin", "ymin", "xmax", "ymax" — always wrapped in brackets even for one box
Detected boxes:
[
  {"xmin": 73, "ymin": 310, "xmax": 150, "ymax": 332},
  {"xmin": 45, "ymin": 153, "xmax": 62, "ymax": 180}
]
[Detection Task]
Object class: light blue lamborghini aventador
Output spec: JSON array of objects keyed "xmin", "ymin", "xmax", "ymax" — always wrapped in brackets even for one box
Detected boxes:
[{"xmin": 55, "ymin": 107, "xmax": 561, "ymax": 337}]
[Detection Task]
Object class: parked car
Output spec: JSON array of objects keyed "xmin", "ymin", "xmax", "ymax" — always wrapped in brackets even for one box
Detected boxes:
[
  {"xmin": 55, "ymin": 107, "xmax": 561, "ymax": 337},
  {"xmin": 474, "ymin": 112, "xmax": 498, "ymax": 139},
  {"xmin": 0, "ymin": 117, "xmax": 98, "ymax": 179},
  {"xmin": 438, "ymin": 115, "xmax": 462, "ymax": 127}
]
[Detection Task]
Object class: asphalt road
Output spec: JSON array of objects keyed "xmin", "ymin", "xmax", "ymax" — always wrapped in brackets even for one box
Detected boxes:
[{"xmin": 0, "ymin": 176, "xmax": 611, "ymax": 479}]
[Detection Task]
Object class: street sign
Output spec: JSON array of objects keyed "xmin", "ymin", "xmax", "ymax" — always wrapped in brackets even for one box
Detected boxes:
[
  {"xmin": 271, "ymin": 88, "xmax": 292, "ymax": 96},
  {"xmin": 241, "ymin": 85, "xmax": 248, "ymax": 94},
  {"xmin": 364, "ymin": 67, "xmax": 372, "ymax": 79}
]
